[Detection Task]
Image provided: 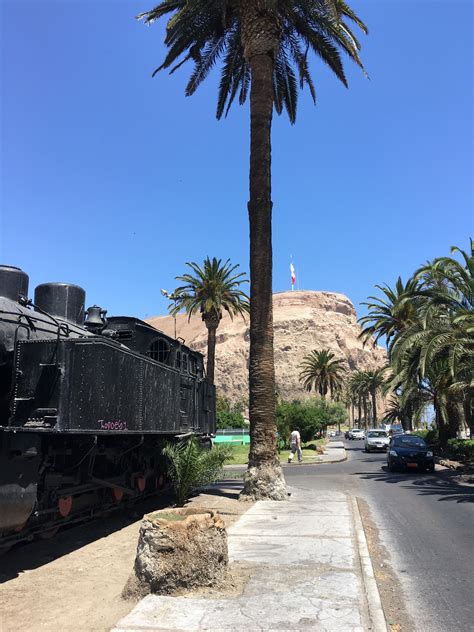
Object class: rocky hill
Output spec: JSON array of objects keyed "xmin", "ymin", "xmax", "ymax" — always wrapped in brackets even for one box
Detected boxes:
[{"xmin": 146, "ymin": 290, "xmax": 387, "ymax": 404}]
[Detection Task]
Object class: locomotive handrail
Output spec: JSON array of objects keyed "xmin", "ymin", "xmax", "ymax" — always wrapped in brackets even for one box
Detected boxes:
[{"xmin": 0, "ymin": 308, "xmax": 74, "ymax": 340}]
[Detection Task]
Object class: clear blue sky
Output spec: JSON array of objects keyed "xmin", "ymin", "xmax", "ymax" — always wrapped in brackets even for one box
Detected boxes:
[{"xmin": 1, "ymin": 0, "xmax": 472, "ymax": 320}]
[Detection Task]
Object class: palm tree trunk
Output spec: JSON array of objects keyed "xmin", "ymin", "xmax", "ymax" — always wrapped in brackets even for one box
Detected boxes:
[
  {"xmin": 205, "ymin": 324, "xmax": 217, "ymax": 384},
  {"xmin": 241, "ymin": 18, "xmax": 286, "ymax": 500},
  {"xmin": 371, "ymin": 390, "xmax": 377, "ymax": 428},
  {"xmin": 465, "ymin": 393, "xmax": 474, "ymax": 439},
  {"xmin": 363, "ymin": 397, "xmax": 368, "ymax": 431},
  {"xmin": 357, "ymin": 397, "xmax": 362, "ymax": 427},
  {"xmin": 434, "ymin": 396, "xmax": 449, "ymax": 451}
]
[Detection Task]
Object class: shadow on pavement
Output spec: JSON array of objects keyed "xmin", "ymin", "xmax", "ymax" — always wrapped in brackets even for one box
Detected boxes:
[
  {"xmin": 197, "ymin": 479, "xmax": 244, "ymax": 500},
  {"xmin": 354, "ymin": 467, "xmax": 474, "ymax": 503},
  {"xmin": 0, "ymin": 493, "xmax": 174, "ymax": 583}
]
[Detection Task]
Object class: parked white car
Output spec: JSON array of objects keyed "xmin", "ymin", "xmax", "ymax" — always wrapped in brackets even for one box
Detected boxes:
[
  {"xmin": 364, "ymin": 429, "xmax": 390, "ymax": 452},
  {"xmin": 349, "ymin": 428, "xmax": 365, "ymax": 440}
]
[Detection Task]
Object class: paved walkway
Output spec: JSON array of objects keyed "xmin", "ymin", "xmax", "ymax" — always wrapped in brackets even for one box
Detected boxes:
[
  {"xmin": 113, "ymin": 486, "xmax": 387, "ymax": 632},
  {"xmin": 311, "ymin": 439, "xmax": 346, "ymax": 464}
]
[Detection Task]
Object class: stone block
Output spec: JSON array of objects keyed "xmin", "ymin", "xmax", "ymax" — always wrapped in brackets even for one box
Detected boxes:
[{"xmin": 123, "ymin": 508, "xmax": 227, "ymax": 598}]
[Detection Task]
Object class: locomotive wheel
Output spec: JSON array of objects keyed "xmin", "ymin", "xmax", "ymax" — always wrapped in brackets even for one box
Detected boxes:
[
  {"xmin": 112, "ymin": 488, "xmax": 124, "ymax": 502},
  {"xmin": 58, "ymin": 496, "xmax": 73, "ymax": 517},
  {"xmin": 136, "ymin": 476, "xmax": 146, "ymax": 493}
]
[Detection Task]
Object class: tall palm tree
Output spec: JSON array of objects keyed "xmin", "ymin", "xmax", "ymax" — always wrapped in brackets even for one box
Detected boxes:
[
  {"xmin": 359, "ymin": 276, "xmax": 421, "ymax": 350},
  {"xmin": 348, "ymin": 371, "xmax": 369, "ymax": 429},
  {"xmin": 299, "ymin": 349, "xmax": 346, "ymax": 399},
  {"xmin": 170, "ymin": 257, "xmax": 249, "ymax": 383},
  {"xmin": 362, "ymin": 368, "xmax": 386, "ymax": 427},
  {"xmin": 138, "ymin": 1, "xmax": 368, "ymax": 499}
]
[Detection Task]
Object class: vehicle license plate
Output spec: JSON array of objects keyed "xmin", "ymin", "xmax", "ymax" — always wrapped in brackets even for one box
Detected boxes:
[{"xmin": 407, "ymin": 462, "xmax": 418, "ymax": 468}]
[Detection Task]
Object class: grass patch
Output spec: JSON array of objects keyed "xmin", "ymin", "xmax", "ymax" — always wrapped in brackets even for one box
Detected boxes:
[
  {"xmin": 227, "ymin": 444, "xmax": 251, "ymax": 464},
  {"xmin": 226, "ymin": 439, "xmax": 327, "ymax": 465}
]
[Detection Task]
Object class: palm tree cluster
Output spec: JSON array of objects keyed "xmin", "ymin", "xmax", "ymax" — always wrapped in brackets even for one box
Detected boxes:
[
  {"xmin": 347, "ymin": 369, "xmax": 385, "ymax": 429},
  {"xmin": 359, "ymin": 241, "xmax": 473, "ymax": 447},
  {"xmin": 298, "ymin": 351, "xmax": 385, "ymax": 430}
]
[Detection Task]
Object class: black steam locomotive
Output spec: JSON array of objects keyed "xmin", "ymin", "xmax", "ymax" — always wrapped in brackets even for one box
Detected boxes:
[{"xmin": 0, "ymin": 265, "xmax": 215, "ymax": 551}]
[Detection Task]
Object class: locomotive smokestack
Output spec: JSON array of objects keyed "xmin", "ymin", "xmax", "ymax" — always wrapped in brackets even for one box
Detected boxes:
[
  {"xmin": 34, "ymin": 282, "xmax": 86, "ymax": 326},
  {"xmin": 0, "ymin": 265, "xmax": 29, "ymax": 302}
]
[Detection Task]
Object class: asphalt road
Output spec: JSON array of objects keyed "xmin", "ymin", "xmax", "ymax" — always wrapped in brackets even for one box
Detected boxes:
[{"xmin": 284, "ymin": 438, "xmax": 474, "ymax": 632}]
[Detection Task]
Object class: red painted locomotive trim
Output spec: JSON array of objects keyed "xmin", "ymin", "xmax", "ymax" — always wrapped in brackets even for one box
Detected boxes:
[{"xmin": 58, "ymin": 496, "xmax": 73, "ymax": 517}]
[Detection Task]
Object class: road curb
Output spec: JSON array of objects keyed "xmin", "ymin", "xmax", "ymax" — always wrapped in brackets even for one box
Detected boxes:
[{"xmin": 351, "ymin": 496, "xmax": 388, "ymax": 632}]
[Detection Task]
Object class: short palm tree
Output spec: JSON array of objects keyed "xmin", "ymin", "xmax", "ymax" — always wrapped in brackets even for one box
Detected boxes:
[
  {"xmin": 163, "ymin": 438, "xmax": 233, "ymax": 506},
  {"xmin": 170, "ymin": 257, "xmax": 249, "ymax": 383},
  {"xmin": 299, "ymin": 349, "xmax": 346, "ymax": 399},
  {"xmin": 138, "ymin": 1, "xmax": 368, "ymax": 500}
]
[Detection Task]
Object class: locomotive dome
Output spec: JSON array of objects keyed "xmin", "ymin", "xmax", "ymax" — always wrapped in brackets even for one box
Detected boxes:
[{"xmin": 0, "ymin": 264, "xmax": 29, "ymax": 302}]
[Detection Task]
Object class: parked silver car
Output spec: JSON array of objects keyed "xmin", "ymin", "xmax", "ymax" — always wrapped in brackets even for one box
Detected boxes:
[{"xmin": 364, "ymin": 429, "xmax": 390, "ymax": 452}]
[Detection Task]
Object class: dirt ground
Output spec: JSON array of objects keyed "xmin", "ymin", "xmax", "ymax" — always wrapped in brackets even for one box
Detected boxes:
[
  {"xmin": 0, "ymin": 484, "xmax": 252, "ymax": 632},
  {"xmin": 1, "ymin": 483, "xmax": 417, "ymax": 632}
]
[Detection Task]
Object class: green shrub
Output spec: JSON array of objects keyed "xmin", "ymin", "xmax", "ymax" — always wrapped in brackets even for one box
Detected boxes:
[
  {"xmin": 276, "ymin": 398, "xmax": 347, "ymax": 445},
  {"xmin": 162, "ymin": 438, "xmax": 233, "ymax": 506},
  {"xmin": 216, "ymin": 410, "xmax": 247, "ymax": 429},
  {"xmin": 446, "ymin": 439, "xmax": 474, "ymax": 461},
  {"xmin": 216, "ymin": 395, "xmax": 247, "ymax": 429},
  {"xmin": 413, "ymin": 429, "xmax": 439, "ymax": 445}
]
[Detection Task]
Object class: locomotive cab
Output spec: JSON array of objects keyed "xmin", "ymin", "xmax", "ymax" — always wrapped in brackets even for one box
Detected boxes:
[{"xmin": 106, "ymin": 316, "xmax": 204, "ymax": 379}]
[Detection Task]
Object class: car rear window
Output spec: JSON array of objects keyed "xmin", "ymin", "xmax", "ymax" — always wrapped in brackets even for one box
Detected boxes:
[{"xmin": 393, "ymin": 436, "xmax": 426, "ymax": 448}]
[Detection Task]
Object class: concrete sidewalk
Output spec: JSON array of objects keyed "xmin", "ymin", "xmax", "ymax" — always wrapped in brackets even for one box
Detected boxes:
[
  {"xmin": 113, "ymin": 487, "xmax": 387, "ymax": 632},
  {"xmin": 315, "ymin": 439, "xmax": 346, "ymax": 464}
]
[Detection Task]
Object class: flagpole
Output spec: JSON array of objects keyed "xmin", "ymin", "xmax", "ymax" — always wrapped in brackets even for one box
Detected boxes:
[
  {"xmin": 290, "ymin": 255, "xmax": 293, "ymax": 291},
  {"xmin": 290, "ymin": 256, "xmax": 295, "ymax": 291}
]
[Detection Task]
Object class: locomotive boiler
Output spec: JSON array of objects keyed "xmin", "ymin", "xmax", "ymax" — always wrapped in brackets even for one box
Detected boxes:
[{"xmin": 0, "ymin": 265, "xmax": 215, "ymax": 551}]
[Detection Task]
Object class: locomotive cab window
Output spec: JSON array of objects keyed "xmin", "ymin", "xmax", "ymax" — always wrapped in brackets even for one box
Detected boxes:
[
  {"xmin": 147, "ymin": 338, "xmax": 170, "ymax": 365},
  {"xmin": 189, "ymin": 356, "xmax": 197, "ymax": 375},
  {"xmin": 182, "ymin": 353, "xmax": 188, "ymax": 373},
  {"xmin": 176, "ymin": 351, "xmax": 181, "ymax": 369}
]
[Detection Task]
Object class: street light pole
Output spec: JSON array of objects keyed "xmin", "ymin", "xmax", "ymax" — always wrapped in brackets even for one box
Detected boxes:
[{"xmin": 160, "ymin": 289, "xmax": 177, "ymax": 339}]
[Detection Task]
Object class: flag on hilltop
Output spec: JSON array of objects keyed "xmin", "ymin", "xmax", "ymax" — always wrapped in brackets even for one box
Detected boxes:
[{"xmin": 290, "ymin": 262, "xmax": 296, "ymax": 289}]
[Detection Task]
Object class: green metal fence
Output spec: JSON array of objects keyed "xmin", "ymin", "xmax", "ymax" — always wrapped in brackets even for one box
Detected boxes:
[{"xmin": 214, "ymin": 430, "xmax": 250, "ymax": 445}]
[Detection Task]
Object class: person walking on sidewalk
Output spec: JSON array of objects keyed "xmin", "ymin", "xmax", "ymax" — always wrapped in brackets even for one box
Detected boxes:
[{"xmin": 288, "ymin": 427, "xmax": 303, "ymax": 463}]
